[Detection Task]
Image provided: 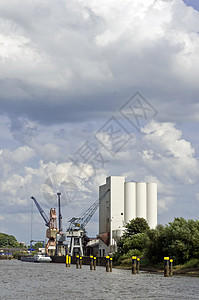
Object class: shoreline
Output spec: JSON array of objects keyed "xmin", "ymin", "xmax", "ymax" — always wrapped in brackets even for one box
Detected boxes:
[
  {"xmin": 114, "ymin": 265, "xmax": 199, "ymax": 277},
  {"xmin": 1, "ymin": 257, "xmax": 199, "ymax": 277}
]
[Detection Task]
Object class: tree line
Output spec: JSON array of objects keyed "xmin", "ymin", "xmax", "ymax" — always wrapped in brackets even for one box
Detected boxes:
[
  {"xmin": 115, "ymin": 217, "xmax": 199, "ymax": 265},
  {"xmin": 0, "ymin": 233, "xmax": 23, "ymax": 248},
  {"xmin": 0, "ymin": 233, "xmax": 45, "ymax": 250}
]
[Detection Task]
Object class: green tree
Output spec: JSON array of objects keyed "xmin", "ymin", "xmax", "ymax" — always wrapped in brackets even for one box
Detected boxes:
[
  {"xmin": 116, "ymin": 217, "xmax": 199, "ymax": 266},
  {"xmin": 117, "ymin": 218, "xmax": 150, "ymax": 256},
  {"xmin": 0, "ymin": 233, "xmax": 20, "ymax": 248},
  {"xmin": 145, "ymin": 218, "xmax": 199, "ymax": 264},
  {"xmin": 144, "ymin": 224, "xmax": 165, "ymax": 264},
  {"xmin": 123, "ymin": 217, "xmax": 150, "ymax": 238},
  {"xmin": 122, "ymin": 233, "xmax": 148, "ymax": 252}
]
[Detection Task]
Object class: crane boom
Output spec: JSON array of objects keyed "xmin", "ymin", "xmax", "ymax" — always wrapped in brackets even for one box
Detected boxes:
[
  {"xmin": 67, "ymin": 189, "xmax": 110, "ymax": 231},
  {"xmin": 31, "ymin": 196, "xmax": 49, "ymax": 227}
]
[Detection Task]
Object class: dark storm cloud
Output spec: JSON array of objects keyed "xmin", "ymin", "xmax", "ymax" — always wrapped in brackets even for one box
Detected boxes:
[
  {"xmin": 10, "ymin": 117, "xmax": 39, "ymax": 144},
  {"xmin": 0, "ymin": 0, "xmax": 199, "ymax": 125},
  {"xmin": 0, "ymin": 80, "xmax": 125, "ymax": 124}
]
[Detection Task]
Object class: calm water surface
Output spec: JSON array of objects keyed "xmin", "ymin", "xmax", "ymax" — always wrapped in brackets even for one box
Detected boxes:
[{"xmin": 0, "ymin": 260, "xmax": 198, "ymax": 300}]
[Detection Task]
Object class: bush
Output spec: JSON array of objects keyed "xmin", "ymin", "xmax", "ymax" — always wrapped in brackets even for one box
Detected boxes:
[
  {"xmin": 117, "ymin": 249, "xmax": 142, "ymax": 265},
  {"xmin": 13, "ymin": 251, "xmax": 26, "ymax": 259},
  {"xmin": 183, "ymin": 258, "xmax": 199, "ymax": 268}
]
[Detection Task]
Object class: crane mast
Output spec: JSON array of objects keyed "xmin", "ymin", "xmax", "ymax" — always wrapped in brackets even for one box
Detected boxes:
[{"xmin": 67, "ymin": 189, "xmax": 110, "ymax": 256}]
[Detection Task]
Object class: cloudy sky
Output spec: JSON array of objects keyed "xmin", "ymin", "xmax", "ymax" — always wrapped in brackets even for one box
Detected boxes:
[{"xmin": 0, "ymin": 0, "xmax": 199, "ymax": 244}]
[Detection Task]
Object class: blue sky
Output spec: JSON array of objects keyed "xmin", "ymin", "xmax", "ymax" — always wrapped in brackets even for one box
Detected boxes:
[
  {"xmin": 183, "ymin": 0, "xmax": 199, "ymax": 10},
  {"xmin": 0, "ymin": 0, "xmax": 199, "ymax": 244}
]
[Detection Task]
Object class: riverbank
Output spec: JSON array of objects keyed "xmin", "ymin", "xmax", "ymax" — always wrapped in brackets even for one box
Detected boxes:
[
  {"xmin": 0, "ymin": 255, "xmax": 13, "ymax": 260},
  {"xmin": 114, "ymin": 264, "xmax": 199, "ymax": 277}
]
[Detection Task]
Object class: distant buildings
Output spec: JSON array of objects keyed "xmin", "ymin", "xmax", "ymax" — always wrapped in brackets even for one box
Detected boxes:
[{"xmin": 98, "ymin": 176, "xmax": 157, "ymax": 256}]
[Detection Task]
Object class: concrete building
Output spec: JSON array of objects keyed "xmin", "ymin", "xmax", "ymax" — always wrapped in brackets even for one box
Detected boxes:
[{"xmin": 98, "ymin": 176, "xmax": 157, "ymax": 256}]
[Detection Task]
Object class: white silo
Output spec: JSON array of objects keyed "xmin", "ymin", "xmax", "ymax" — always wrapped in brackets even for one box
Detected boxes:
[
  {"xmin": 147, "ymin": 183, "xmax": 157, "ymax": 229},
  {"xmin": 124, "ymin": 182, "xmax": 136, "ymax": 224},
  {"xmin": 136, "ymin": 182, "xmax": 147, "ymax": 219}
]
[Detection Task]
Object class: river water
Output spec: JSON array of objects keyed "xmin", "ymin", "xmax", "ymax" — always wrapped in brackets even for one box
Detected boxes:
[{"xmin": 0, "ymin": 260, "xmax": 198, "ymax": 300}]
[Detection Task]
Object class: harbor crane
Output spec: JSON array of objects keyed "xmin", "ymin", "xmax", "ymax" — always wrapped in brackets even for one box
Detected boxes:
[
  {"xmin": 31, "ymin": 195, "xmax": 65, "ymax": 256},
  {"xmin": 67, "ymin": 199, "xmax": 99, "ymax": 231},
  {"xmin": 66, "ymin": 189, "xmax": 110, "ymax": 256},
  {"xmin": 31, "ymin": 189, "xmax": 110, "ymax": 257}
]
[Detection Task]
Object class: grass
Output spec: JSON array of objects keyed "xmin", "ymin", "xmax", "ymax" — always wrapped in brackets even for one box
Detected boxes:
[{"xmin": 174, "ymin": 258, "xmax": 199, "ymax": 270}]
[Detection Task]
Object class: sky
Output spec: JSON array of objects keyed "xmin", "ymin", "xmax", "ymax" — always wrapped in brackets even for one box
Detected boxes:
[{"xmin": 0, "ymin": 0, "xmax": 199, "ymax": 244}]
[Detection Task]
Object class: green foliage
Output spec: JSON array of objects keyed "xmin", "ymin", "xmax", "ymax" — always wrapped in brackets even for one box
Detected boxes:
[
  {"xmin": 33, "ymin": 242, "xmax": 44, "ymax": 250},
  {"xmin": 122, "ymin": 233, "xmax": 148, "ymax": 252},
  {"xmin": 123, "ymin": 217, "xmax": 150, "ymax": 237},
  {"xmin": 115, "ymin": 217, "xmax": 199, "ymax": 266},
  {"xmin": 145, "ymin": 218, "xmax": 199, "ymax": 265},
  {"xmin": 116, "ymin": 249, "xmax": 142, "ymax": 266},
  {"xmin": 115, "ymin": 218, "xmax": 150, "ymax": 264},
  {"xmin": 183, "ymin": 258, "xmax": 199, "ymax": 268},
  {"xmin": 0, "ymin": 233, "xmax": 20, "ymax": 248},
  {"xmin": 120, "ymin": 249, "xmax": 142, "ymax": 261},
  {"xmin": 144, "ymin": 224, "xmax": 165, "ymax": 263},
  {"xmin": 12, "ymin": 251, "xmax": 26, "ymax": 259}
]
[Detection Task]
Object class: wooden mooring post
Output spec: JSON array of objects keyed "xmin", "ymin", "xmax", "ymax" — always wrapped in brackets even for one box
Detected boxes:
[
  {"xmin": 106, "ymin": 256, "xmax": 110, "ymax": 272},
  {"xmin": 132, "ymin": 256, "xmax": 137, "ymax": 274},
  {"xmin": 66, "ymin": 254, "xmax": 69, "ymax": 268},
  {"xmin": 90, "ymin": 255, "xmax": 93, "ymax": 270},
  {"xmin": 94, "ymin": 257, "xmax": 96, "ymax": 270},
  {"xmin": 164, "ymin": 257, "xmax": 170, "ymax": 277},
  {"xmin": 80, "ymin": 256, "xmax": 82, "ymax": 269},
  {"xmin": 110, "ymin": 257, "xmax": 113, "ymax": 272},
  {"xmin": 169, "ymin": 259, "xmax": 173, "ymax": 277},
  {"xmin": 137, "ymin": 258, "xmax": 140, "ymax": 274},
  {"xmin": 76, "ymin": 255, "xmax": 80, "ymax": 269}
]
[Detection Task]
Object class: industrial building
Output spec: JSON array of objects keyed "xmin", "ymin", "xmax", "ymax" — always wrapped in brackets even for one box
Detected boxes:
[{"xmin": 98, "ymin": 176, "xmax": 157, "ymax": 256}]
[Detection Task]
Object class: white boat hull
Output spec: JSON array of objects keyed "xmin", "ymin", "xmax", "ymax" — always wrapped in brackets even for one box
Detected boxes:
[{"xmin": 21, "ymin": 254, "xmax": 52, "ymax": 263}]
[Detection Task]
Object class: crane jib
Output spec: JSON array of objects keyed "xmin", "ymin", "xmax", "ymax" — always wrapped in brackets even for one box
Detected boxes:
[
  {"xmin": 31, "ymin": 196, "xmax": 50, "ymax": 227},
  {"xmin": 67, "ymin": 188, "xmax": 110, "ymax": 231}
]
